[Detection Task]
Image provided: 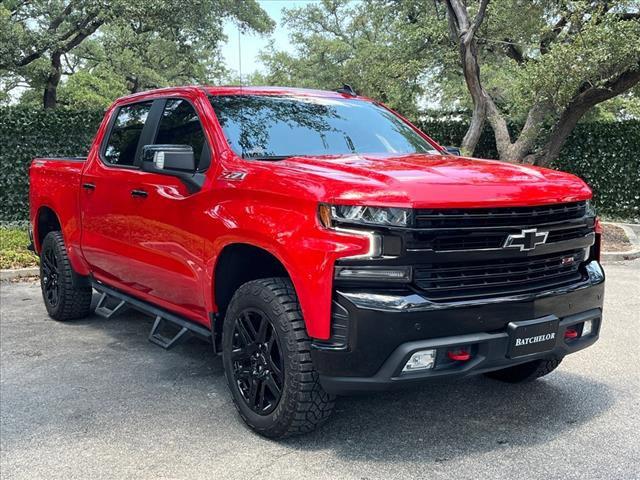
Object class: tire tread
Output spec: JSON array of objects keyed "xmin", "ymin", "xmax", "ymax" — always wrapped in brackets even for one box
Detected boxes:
[
  {"xmin": 224, "ymin": 277, "xmax": 335, "ymax": 438},
  {"xmin": 41, "ymin": 231, "xmax": 92, "ymax": 321}
]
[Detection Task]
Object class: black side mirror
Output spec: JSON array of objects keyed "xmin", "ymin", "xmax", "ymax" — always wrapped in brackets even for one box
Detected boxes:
[
  {"xmin": 444, "ymin": 146, "xmax": 462, "ymax": 156},
  {"xmin": 141, "ymin": 144, "xmax": 204, "ymax": 193}
]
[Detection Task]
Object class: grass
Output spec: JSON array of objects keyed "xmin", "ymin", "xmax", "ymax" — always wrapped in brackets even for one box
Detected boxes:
[{"xmin": 0, "ymin": 227, "xmax": 39, "ymax": 270}]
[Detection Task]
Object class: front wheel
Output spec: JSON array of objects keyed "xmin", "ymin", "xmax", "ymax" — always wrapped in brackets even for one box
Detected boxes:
[{"xmin": 222, "ymin": 278, "xmax": 335, "ymax": 438}]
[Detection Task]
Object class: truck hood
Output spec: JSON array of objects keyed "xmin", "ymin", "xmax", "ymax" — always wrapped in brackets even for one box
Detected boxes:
[{"xmin": 274, "ymin": 153, "xmax": 591, "ymax": 208}]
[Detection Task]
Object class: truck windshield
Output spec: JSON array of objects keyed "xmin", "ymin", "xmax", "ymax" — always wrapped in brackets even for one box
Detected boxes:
[{"xmin": 208, "ymin": 95, "xmax": 440, "ymax": 159}]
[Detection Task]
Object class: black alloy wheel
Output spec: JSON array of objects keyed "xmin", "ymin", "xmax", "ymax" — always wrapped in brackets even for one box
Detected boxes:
[
  {"xmin": 39, "ymin": 231, "xmax": 93, "ymax": 321},
  {"xmin": 222, "ymin": 278, "xmax": 335, "ymax": 438},
  {"xmin": 41, "ymin": 243, "xmax": 60, "ymax": 308},
  {"xmin": 231, "ymin": 309, "xmax": 284, "ymax": 415}
]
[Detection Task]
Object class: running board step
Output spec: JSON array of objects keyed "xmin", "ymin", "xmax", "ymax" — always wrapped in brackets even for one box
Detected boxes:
[
  {"xmin": 91, "ymin": 281, "xmax": 212, "ymax": 350},
  {"xmin": 95, "ymin": 291, "xmax": 130, "ymax": 318},
  {"xmin": 148, "ymin": 316, "xmax": 189, "ymax": 349}
]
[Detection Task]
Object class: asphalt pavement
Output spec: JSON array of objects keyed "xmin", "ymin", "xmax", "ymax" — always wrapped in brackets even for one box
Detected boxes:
[{"xmin": 1, "ymin": 260, "xmax": 639, "ymax": 479}]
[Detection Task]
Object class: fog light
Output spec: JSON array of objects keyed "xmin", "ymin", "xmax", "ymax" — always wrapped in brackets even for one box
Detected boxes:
[
  {"xmin": 402, "ymin": 349, "xmax": 436, "ymax": 373},
  {"xmin": 582, "ymin": 319, "xmax": 594, "ymax": 336}
]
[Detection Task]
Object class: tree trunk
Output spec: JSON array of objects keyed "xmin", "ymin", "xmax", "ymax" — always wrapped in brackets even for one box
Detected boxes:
[
  {"xmin": 446, "ymin": 0, "xmax": 490, "ymax": 155},
  {"xmin": 526, "ymin": 66, "xmax": 640, "ymax": 166},
  {"xmin": 459, "ymin": 40, "xmax": 487, "ymax": 155},
  {"xmin": 43, "ymin": 51, "xmax": 62, "ymax": 109}
]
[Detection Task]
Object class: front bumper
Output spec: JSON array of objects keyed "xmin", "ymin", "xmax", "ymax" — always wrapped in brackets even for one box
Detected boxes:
[{"xmin": 312, "ymin": 261, "xmax": 605, "ymax": 395}]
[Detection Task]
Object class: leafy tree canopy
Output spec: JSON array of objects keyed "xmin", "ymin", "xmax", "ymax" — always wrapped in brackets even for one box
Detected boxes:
[
  {"xmin": 256, "ymin": 0, "xmax": 640, "ymax": 164},
  {"xmin": 0, "ymin": 0, "xmax": 274, "ymax": 108}
]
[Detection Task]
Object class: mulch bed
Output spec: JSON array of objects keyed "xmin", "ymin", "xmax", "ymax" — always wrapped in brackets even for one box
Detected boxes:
[{"xmin": 602, "ymin": 223, "xmax": 633, "ymax": 252}]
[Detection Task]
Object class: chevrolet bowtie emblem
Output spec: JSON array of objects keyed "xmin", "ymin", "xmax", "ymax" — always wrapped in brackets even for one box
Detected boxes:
[{"xmin": 503, "ymin": 228, "xmax": 549, "ymax": 251}]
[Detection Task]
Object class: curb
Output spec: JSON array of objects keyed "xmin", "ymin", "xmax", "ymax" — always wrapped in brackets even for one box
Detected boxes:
[
  {"xmin": 601, "ymin": 222, "xmax": 640, "ymax": 262},
  {"xmin": 0, "ymin": 267, "xmax": 39, "ymax": 282}
]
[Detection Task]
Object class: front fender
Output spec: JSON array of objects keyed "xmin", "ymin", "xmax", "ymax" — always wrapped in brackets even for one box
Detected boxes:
[{"xmin": 204, "ymin": 198, "xmax": 368, "ymax": 340}]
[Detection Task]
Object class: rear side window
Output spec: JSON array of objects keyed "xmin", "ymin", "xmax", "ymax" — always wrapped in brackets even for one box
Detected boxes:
[
  {"xmin": 103, "ymin": 101, "xmax": 153, "ymax": 166},
  {"xmin": 155, "ymin": 99, "xmax": 206, "ymax": 161}
]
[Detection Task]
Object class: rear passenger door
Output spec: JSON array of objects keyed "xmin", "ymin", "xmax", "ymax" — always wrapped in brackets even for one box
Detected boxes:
[
  {"xmin": 80, "ymin": 100, "xmax": 154, "ymax": 284},
  {"xmin": 122, "ymin": 98, "xmax": 211, "ymax": 321}
]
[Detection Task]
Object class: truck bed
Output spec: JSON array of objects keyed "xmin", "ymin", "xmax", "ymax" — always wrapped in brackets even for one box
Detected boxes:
[{"xmin": 29, "ymin": 157, "xmax": 86, "ymax": 255}]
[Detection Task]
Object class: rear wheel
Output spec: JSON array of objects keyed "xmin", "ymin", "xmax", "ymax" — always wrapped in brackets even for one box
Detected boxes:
[
  {"xmin": 40, "ymin": 231, "xmax": 93, "ymax": 321},
  {"xmin": 222, "ymin": 278, "xmax": 335, "ymax": 438},
  {"xmin": 484, "ymin": 356, "xmax": 563, "ymax": 383}
]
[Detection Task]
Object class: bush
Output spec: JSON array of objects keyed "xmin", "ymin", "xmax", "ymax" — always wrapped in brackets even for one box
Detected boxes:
[
  {"xmin": 0, "ymin": 226, "xmax": 38, "ymax": 269},
  {"xmin": 0, "ymin": 107, "xmax": 638, "ymax": 221}
]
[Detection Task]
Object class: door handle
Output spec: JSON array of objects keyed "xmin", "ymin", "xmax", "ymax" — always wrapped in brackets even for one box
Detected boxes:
[
  {"xmin": 82, "ymin": 183, "xmax": 96, "ymax": 190},
  {"xmin": 131, "ymin": 189, "xmax": 148, "ymax": 198}
]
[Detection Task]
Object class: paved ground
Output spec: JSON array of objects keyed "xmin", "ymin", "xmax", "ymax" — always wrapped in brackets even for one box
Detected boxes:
[{"xmin": 1, "ymin": 261, "xmax": 639, "ymax": 480}]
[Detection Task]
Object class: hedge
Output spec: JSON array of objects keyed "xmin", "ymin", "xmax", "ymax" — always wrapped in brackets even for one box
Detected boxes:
[
  {"xmin": 1, "ymin": 107, "xmax": 104, "ymax": 222},
  {"xmin": 1, "ymin": 106, "xmax": 638, "ymax": 221},
  {"xmin": 417, "ymin": 119, "xmax": 640, "ymax": 219}
]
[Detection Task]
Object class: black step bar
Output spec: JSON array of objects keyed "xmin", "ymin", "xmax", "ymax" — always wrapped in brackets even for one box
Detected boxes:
[{"xmin": 91, "ymin": 280, "xmax": 213, "ymax": 350}]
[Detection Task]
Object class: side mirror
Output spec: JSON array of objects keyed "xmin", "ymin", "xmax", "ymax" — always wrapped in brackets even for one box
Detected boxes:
[
  {"xmin": 141, "ymin": 145, "xmax": 204, "ymax": 193},
  {"xmin": 444, "ymin": 146, "xmax": 462, "ymax": 156}
]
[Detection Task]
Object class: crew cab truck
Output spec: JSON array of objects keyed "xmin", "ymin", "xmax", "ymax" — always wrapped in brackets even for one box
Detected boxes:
[{"xmin": 29, "ymin": 85, "xmax": 605, "ymax": 438}]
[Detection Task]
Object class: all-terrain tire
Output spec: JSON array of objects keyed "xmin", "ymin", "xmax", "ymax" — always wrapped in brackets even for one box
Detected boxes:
[
  {"xmin": 222, "ymin": 277, "xmax": 335, "ymax": 438},
  {"xmin": 484, "ymin": 356, "xmax": 563, "ymax": 383},
  {"xmin": 40, "ymin": 231, "xmax": 93, "ymax": 321}
]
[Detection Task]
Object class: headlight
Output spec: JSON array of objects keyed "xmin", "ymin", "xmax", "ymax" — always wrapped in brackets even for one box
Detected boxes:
[
  {"xmin": 585, "ymin": 199, "xmax": 596, "ymax": 217},
  {"xmin": 318, "ymin": 204, "xmax": 411, "ymax": 228}
]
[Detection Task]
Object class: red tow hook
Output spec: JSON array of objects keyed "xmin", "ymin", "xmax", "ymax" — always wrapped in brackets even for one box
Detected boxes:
[
  {"xmin": 447, "ymin": 347, "xmax": 472, "ymax": 361},
  {"xmin": 564, "ymin": 328, "xmax": 579, "ymax": 340}
]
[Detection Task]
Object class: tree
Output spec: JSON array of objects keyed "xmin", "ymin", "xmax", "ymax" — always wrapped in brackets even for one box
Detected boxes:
[
  {"xmin": 0, "ymin": 0, "xmax": 273, "ymax": 108},
  {"xmin": 1, "ymin": 0, "xmax": 111, "ymax": 108},
  {"xmin": 444, "ymin": 0, "xmax": 640, "ymax": 165},
  {"xmin": 252, "ymin": 0, "xmax": 449, "ymax": 120},
  {"xmin": 259, "ymin": 0, "xmax": 640, "ymax": 165}
]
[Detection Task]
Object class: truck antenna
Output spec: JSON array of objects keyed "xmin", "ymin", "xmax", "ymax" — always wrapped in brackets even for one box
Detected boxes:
[{"xmin": 237, "ymin": 24, "xmax": 245, "ymax": 158}]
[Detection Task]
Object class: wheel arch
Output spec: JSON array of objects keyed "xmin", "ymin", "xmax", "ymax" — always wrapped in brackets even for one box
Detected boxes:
[
  {"xmin": 213, "ymin": 242, "xmax": 291, "ymax": 320},
  {"xmin": 35, "ymin": 205, "xmax": 62, "ymax": 252}
]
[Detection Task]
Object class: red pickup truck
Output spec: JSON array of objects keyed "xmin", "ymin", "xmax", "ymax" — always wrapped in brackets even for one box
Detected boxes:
[{"xmin": 29, "ymin": 85, "xmax": 605, "ymax": 438}]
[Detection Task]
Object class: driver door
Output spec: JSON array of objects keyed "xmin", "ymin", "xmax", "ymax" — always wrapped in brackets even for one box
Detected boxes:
[{"xmin": 122, "ymin": 98, "xmax": 211, "ymax": 321}]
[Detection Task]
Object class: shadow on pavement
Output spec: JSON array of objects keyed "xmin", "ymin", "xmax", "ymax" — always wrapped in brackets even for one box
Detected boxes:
[{"xmin": 70, "ymin": 294, "xmax": 615, "ymax": 464}]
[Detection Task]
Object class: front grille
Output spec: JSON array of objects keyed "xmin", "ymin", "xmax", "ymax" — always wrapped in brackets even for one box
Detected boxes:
[
  {"xmin": 406, "ymin": 201, "xmax": 593, "ymax": 252},
  {"xmin": 337, "ymin": 201, "xmax": 595, "ymax": 304},
  {"xmin": 414, "ymin": 201, "xmax": 587, "ymax": 229},
  {"xmin": 413, "ymin": 250, "xmax": 586, "ymax": 301},
  {"xmin": 406, "ymin": 225, "xmax": 592, "ymax": 252}
]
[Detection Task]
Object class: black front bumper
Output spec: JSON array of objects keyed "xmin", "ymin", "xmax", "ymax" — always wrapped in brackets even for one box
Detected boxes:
[{"xmin": 312, "ymin": 261, "xmax": 605, "ymax": 395}]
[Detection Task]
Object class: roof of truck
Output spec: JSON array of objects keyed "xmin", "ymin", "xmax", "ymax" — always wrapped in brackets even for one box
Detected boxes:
[
  {"xmin": 204, "ymin": 85, "xmax": 364, "ymax": 99},
  {"xmin": 116, "ymin": 85, "xmax": 369, "ymax": 104}
]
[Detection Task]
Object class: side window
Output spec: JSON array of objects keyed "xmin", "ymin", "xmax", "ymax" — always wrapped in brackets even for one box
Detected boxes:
[
  {"xmin": 154, "ymin": 99, "xmax": 206, "ymax": 168},
  {"xmin": 103, "ymin": 101, "xmax": 153, "ymax": 166}
]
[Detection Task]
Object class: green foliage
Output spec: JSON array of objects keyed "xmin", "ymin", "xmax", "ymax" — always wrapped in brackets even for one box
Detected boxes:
[
  {"xmin": 1, "ymin": 107, "xmax": 637, "ymax": 221},
  {"xmin": 1, "ymin": 0, "xmax": 274, "ymax": 108},
  {"xmin": 548, "ymin": 122, "xmax": 640, "ymax": 219},
  {"xmin": 257, "ymin": 0, "xmax": 640, "ymax": 146},
  {"xmin": 0, "ymin": 107, "xmax": 103, "ymax": 222},
  {"xmin": 414, "ymin": 119, "xmax": 640, "ymax": 219},
  {"xmin": 57, "ymin": 67, "xmax": 129, "ymax": 109},
  {"xmin": 252, "ymin": 0, "xmax": 449, "ymax": 119},
  {"xmin": 0, "ymin": 226, "xmax": 38, "ymax": 269}
]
